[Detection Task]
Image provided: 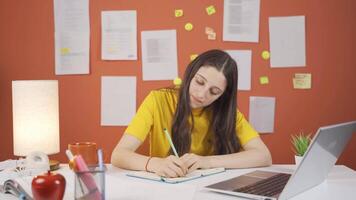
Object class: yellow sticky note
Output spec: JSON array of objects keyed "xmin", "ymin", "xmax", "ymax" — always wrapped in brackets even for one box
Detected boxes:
[
  {"xmin": 261, "ymin": 50, "xmax": 270, "ymax": 60},
  {"xmin": 207, "ymin": 32, "xmax": 216, "ymax": 40},
  {"xmin": 175, "ymin": 9, "xmax": 183, "ymax": 17},
  {"xmin": 185, "ymin": 23, "xmax": 193, "ymax": 31},
  {"xmin": 173, "ymin": 77, "xmax": 182, "ymax": 86},
  {"xmin": 260, "ymin": 76, "xmax": 269, "ymax": 85},
  {"xmin": 190, "ymin": 54, "xmax": 198, "ymax": 61},
  {"xmin": 60, "ymin": 48, "xmax": 70, "ymax": 55},
  {"xmin": 293, "ymin": 73, "xmax": 312, "ymax": 89},
  {"xmin": 206, "ymin": 5, "xmax": 216, "ymax": 15}
]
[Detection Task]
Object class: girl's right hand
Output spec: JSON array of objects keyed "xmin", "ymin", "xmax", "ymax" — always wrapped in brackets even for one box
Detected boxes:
[{"xmin": 147, "ymin": 155, "xmax": 188, "ymax": 178}]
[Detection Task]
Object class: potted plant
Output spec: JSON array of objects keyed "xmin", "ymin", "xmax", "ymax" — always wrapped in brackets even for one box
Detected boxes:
[{"xmin": 291, "ymin": 132, "xmax": 311, "ymax": 165}]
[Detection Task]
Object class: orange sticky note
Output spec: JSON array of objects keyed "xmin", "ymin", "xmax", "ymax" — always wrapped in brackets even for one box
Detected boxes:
[
  {"xmin": 206, "ymin": 5, "xmax": 216, "ymax": 15},
  {"xmin": 205, "ymin": 27, "xmax": 214, "ymax": 34},
  {"xmin": 207, "ymin": 32, "xmax": 216, "ymax": 40}
]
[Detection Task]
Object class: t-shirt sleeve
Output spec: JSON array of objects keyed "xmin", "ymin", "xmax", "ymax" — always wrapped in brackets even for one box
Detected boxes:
[
  {"xmin": 125, "ymin": 92, "xmax": 155, "ymax": 142},
  {"xmin": 236, "ymin": 111, "xmax": 259, "ymax": 146}
]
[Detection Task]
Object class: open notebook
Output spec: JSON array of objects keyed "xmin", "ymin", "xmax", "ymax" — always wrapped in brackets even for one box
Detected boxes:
[{"xmin": 127, "ymin": 167, "xmax": 225, "ymax": 184}]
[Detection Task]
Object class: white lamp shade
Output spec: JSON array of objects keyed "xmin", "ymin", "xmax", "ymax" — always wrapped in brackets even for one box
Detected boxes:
[{"xmin": 12, "ymin": 80, "xmax": 60, "ymax": 156}]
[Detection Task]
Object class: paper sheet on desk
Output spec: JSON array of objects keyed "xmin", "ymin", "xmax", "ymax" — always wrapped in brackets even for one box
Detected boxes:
[
  {"xmin": 0, "ymin": 173, "xmax": 33, "ymax": 199},
  {"xmin": 107, "ymin": 175, "xmax": 196, "ymax": 200}
]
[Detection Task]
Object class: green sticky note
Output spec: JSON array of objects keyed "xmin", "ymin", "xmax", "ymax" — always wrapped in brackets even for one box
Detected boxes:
[{"xmin": 206, "ymin": 5, "xmax": 216, "ymax": 15}]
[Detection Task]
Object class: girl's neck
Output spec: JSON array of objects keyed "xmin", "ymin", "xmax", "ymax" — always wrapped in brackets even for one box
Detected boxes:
[{"xmin": 191, "ymin": 107, "xmax": 204, "ymax": 115}]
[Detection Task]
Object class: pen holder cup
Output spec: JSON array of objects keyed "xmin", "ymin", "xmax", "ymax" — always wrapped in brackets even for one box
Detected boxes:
[{"xmin": 74, "ymin": 166, "xmax": 106, "ymax": 200}]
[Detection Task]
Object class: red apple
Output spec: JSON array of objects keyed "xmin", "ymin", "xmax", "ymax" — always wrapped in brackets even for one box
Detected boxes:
[{"xmin": 31, "ymin": 171, "xmax": 66, "ymax": 200}]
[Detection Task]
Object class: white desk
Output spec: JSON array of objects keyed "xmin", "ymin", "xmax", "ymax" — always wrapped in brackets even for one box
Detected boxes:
[{"xmin": 1, "ymin": 165, "xmax": 356, "ymax": 200}]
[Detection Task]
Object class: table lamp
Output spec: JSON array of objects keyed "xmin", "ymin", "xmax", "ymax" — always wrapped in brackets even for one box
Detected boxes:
[{"xmin": 12, "ymin": 80, "xmax": 60, "ymax": 170}]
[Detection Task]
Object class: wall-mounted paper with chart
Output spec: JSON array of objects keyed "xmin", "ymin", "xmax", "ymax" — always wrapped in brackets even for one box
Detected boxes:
[
  {"xmin": 101, "ymin": 11, "xmax": 137, "ymax": 60},
  {"xmin": 269, "ymin": 16, "xmax": 306, "ymax": 68},
  {"xmin": 54, "ymin": 0, "xmax": 90, "ymax": 75},
  {"xmin": 101, "ymin": 76, "xmax": 136, "ymax": 126},
  {"xmin": 223, "ymin": 0, "xmax": 260, "ymax": 42},
  {"xmin": 141, "ymin": 30, "xmax": 178, "ymax": 80},
  {"xmin": 54, "ymin": 32, "xmax": 89, "ymax": 75},
  {"xmin": 249, "ymin": 96, "xmax": 276, "ymax": 133},
  {"xmin": 226, "ymin": 50, "xmax": 252, "ymax": 91}
]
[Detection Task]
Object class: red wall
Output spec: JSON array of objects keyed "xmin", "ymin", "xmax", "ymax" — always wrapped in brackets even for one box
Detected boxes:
[{"xmin": 1, "ymin": 0, "xmax": 355, "ymax": 169}]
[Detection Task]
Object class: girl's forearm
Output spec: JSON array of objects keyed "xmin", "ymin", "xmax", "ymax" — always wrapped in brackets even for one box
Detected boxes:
[
  {"xmin": 111, "ymin": 147, "xmax": 149, "ymax": 171},
  {"xmin": 207, "ymin": 149, "xmax": 272, "ymax": 169}
]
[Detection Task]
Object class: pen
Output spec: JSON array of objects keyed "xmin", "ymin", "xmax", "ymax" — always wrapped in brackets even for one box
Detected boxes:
[
  {"xmin": 163, "ymin": 128, "xmax": 179, "ymax": 157},
  {"xmin": 65, "ymin": 149, "xmax": 74, "ymax": 160},
  {"xmin": 97, "ymin": 148, "xmax": 105, "ymax": 200},
  {"xmin": 97, "ymin": 149, "xmax": 104, "ymax": 171}
]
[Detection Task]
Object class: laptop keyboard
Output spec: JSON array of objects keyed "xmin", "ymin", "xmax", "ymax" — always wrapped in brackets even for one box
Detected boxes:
[{"xmin": 233, "ymin": 173, "xmax": 291, "ymax": 197}]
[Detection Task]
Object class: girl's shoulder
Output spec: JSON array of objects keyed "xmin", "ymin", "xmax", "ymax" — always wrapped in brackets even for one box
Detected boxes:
[
  {"xmin": 236, "ymin": 110, "xmax": 244, "ymax": 119},
  {"xmin": 149, "ymin": 87, "xmax": 179, "ymax": 103},
  {"xmin": 151, "ymin": 87, "xmax": 178, "ymax": 97}
]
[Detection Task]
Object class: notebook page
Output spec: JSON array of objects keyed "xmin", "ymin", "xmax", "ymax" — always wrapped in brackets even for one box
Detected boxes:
[{"xmin": 127, "ymin": 167, "xmax": 225, "ymax": 183}]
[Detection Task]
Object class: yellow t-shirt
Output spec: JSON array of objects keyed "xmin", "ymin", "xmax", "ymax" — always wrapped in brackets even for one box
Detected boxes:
[{"xmin": 125, "ymin": 89, "xmax": 259, "ymax": 157}]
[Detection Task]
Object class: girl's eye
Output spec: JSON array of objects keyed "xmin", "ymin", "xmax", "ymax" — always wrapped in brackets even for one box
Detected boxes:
[
  {"xmin": 195, "ymin": 78, "xmax": 204, "ymax": 85},
  {"xmin": 210, "ymin": 89, "xmax": 220, "ymax": 96}
]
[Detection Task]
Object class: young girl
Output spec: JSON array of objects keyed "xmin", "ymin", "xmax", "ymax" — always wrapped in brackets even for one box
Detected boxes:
[{"xmin": 111, "ymin": 49, "xmax": 272, "ymax": 178}]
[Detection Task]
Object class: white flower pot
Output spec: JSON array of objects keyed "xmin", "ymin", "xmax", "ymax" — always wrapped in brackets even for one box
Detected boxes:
[{"xmin": 295, "ymin": 155, "xmax": 303, "ymax": 166}]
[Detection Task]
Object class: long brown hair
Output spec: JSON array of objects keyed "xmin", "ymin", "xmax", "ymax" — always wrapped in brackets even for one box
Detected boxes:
[{"xmin": 171, "ymin": 49, "xmax": 240, "ymax": 156}]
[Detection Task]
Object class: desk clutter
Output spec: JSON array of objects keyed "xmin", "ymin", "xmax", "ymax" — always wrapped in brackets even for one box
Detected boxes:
[
  {"xmin": 0, "ymin": 144, "xmax": 215, "ymax": 200},
  {"xmin": 66, "ymin": 149, "xmax": 105, "ymax": 200},
  {"xmin": 1, "ymin": 163, "xmax": 356, "ymax": 200},
  {"xmin": 0, "ymin": 144, "xmax": 105, "ymax": 200}
]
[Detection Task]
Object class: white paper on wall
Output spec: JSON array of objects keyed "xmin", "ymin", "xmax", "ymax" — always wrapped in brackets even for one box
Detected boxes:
[
  {"xmin": 101, "ymin": 76, "xmax": 136, "ymax": 126},
  {"xmin": 249, "ymin": 96, "xmax": 276, "ymax": 133},
  {"xmin": 269, "ymin": 16, "xmax": 306, "ymax": 67},
  {"xmin": 101, "ymin": 10, "xmax": 137, "ymax": 60},
  {"xmin": 141, "ymin": 30, "xmax": 178, "ymax": 80},
  {"xmin": 223, "ymin": 0, "xmax": 260, "ymax": 42},
  {"xmin": 226, "ymin": 50, "xmax": 252, "ymax": 91},
  {"xmin": 54, "ymin": 0, "xmax": 90, "ymax": 75},
  {"xmin": 54, "ymin": 32, "xmax": 90, "ymax": 75}
]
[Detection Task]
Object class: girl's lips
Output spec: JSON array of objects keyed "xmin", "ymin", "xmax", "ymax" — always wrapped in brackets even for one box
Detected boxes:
[{"xmin": 191, "ymin": 95, "xmax": 202, "ymax": 104}]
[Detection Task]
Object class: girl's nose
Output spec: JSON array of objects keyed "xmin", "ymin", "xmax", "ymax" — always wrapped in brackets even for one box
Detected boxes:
[{"xmin": 195, "ymin": 87, "xmax": 208, "ymax": 101}]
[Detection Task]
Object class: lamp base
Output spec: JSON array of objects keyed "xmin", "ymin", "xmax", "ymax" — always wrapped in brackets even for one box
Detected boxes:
[{"xmin": 49, "ymin": 160, "xmax": 60, "ymax": 171}]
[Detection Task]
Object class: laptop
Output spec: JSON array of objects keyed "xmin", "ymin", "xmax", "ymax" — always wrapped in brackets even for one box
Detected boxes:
[{"xmin": 205, "ymin": 121, "xmax": 356, "ymax": 200}]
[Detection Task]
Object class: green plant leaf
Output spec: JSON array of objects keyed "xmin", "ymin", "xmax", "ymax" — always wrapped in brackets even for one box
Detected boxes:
[{"xmin": 291, "ymin": 133, "xmax": 311, "ymax": 156}]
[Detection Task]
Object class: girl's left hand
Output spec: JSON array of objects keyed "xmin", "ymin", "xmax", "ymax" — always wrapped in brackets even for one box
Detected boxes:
[{"xmin": 181, "ymin": 153, "xmax": 211, "ymax": 173}]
